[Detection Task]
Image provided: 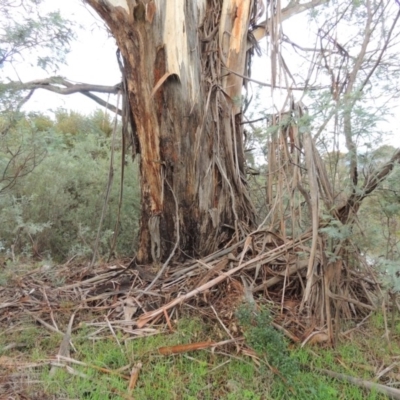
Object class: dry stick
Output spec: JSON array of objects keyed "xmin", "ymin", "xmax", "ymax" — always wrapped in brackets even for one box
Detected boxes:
[
  {"xmin": 105, "ymin": 315, "xmax": 122, "ymax": 350},
  {"xmin": 158, "ymin": 341, "xmax": 215, "ymax": 355},
  {"xmin": 157, "ymin": 337, "xmax": 244, "ymax": 356},
  {"xmin": 109, "ymin": 117, "xmax": 125, "ymax": 259},
  {"xmin": 271, "ymin": 321, "xmax": 300, "ymax": 343},
  {"xmin": 136, "ymin": 236, "xmax": 309, "ymax": 328},
  {"xmin": 252, "ymin": 259, "xmax": 310, "ymax": 292},
  {"xmin": 340, "ymin": 311, "xmax": 373, "ymax": 337},
  {"xmin": 27, "ymin": 312, "xmax": 63, "ymax": 335},
  {"xmin": 57, "ymin": 355, "xmax": 130, "ymax": 380},
  {"xmin": 327, "ymin": 290, "xmax": 376, "ymax": 311},
  {"xmin": 41, "ymin": 287, "xmax": 59, "ymax": 332},
  {"xmin": 167, "ymin": 240, "xmax": 245, "ymax": 280},
  {"xmin": 56, "ymin": 271, "xmax": 121, "ymax": 290},
  {"xmin": 375, "ymin": 361, "xmax": 400, "ymax": 381},
  {"xmin": 50, "ymin": 311, "xmax": 77, "ymax": 376},
  {"xmin": 90, "ymin": 92, "xmax": 120, "ymax": 268},
  {"xmin": 382, "ymin": 295, "xmax": 391, "ymax": 349},
  {"xmin": 215, "ymin": 156, "xmax": 241, "ymax": 237},
  {"xmin": 51, "ymin": 362, "xmax": 89, "ymax": 379},
  {"xmin": 211, "ymin": 305, "xmax": 235, "ymax": 342},
  {"xmin": 318, "ymin": 368, "xmax": 400, "ymax": 400}
]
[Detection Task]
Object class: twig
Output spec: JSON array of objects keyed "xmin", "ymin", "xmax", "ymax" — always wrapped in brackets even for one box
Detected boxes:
[
  {"xmin": 376, "ymin": 362, "xmax": 399, "ymax": 381},
  {"xmin": 41, "ymin": 288, "xmax": 58, "ymax": 332},
  {"xmin": 137, "ymin": 235, "xmax": 310, "ymax": 327},
  {"xmin": 341, "ymin": 312, "xmax": 373, "ymax": 337},
  {"xmin": 381, "ymin": 294, "xmax": 391, "ymax": 348},
  {"xmin": 27, "ymin": 312, "xmax": 63, "ymax": 335},
  {"xmin": 105, "ymin": 315, "xmax": 123, "ymax": 350},
  {"xmin": 50, "ymin": 311, "xmax": 77, "ymax": 376},
  {"xmin": 56, "ymin": 355, "xmax": 130, "ymax": 380},
  {"xmin": 318, "ymin": 368, "xmax": 400, "ymax": 399},
  {"xmin": 211, "ymin": 305, "xmax": 235, "ymax": 342}
]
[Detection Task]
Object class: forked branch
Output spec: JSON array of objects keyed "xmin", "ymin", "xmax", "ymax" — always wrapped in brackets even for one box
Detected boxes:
[{"xmin": 3, "ymin": 77, "xmax": 122, "ymax": 115}]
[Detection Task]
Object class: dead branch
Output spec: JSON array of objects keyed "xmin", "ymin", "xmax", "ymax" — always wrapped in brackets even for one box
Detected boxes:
[
  {"xmin": 3, "ymin": 77, "xmax": 122, "ymax": 116},
  {"xmin": 318, "ymin": 368, "xmax": 400, "ymax": 399},
  {"xmin": 337, "ymin": 148, "xmax": 400, "ymax": 221},
  {"xmin": 252, "ymin": 0, "xmax": 329, "ymax": 42}
]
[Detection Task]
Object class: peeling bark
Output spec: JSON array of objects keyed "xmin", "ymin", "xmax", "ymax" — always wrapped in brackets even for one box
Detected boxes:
[
  {"xmin": 84, "ymin": 0, "xmax": 257, "ymax": 264},
  {"xmin": 82, "ymin": 0, "xmax": 329, "ymax": 265}
]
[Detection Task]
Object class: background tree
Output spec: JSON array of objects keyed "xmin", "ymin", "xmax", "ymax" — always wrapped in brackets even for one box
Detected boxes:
[{"xmin": 251, "ymin": 0, "xmax": 400, "ymax": 341}]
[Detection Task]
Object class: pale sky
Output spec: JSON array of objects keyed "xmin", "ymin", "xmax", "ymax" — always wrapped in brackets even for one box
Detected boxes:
[{"xmin": 19, "ymin": 0, "xmax": 121, "ymax": 114}]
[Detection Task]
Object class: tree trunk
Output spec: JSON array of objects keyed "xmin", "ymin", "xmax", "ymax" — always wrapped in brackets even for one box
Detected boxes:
[{"xmin": 85, "ymin": 0, "xmax": 256, "ymax": 263}]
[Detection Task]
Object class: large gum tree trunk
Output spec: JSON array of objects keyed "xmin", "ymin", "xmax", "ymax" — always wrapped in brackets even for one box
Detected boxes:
[{"xmin": 85, "ymin": 0, "xmax": 256, "ymax": 264}]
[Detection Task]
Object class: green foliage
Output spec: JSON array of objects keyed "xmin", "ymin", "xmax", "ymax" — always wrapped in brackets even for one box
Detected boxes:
[
  {"xmin": 237, "ymin": 305, "xmax": 303, "ymax": 398},
  {"xmin": 237, "ymin": 304, "xmax": 298, "ymax": 381},
  {"xmin": 0, "ymin": 110, "xmax": 140, "ymax": 261},
  {"xmin": 320, "ymin": 219, "xmax": 352, "ymax": 241},
  {"xmin": 0, "ymin": 113, "xmax": 48, "ymax": 194},
  {"xmin": 0, "ymin": 0, "xmax": 76, "ymax": 71},
  {"xmin": 376, "ymin": 258, "xmax": 400, "ymax": 293},
  {"xmin": 236, "ymin": 304, "xmax": 362, "ymax": 399},
  {"xmin": 355, "ymin": 149, "xmax": 400, "ymax": 291}
]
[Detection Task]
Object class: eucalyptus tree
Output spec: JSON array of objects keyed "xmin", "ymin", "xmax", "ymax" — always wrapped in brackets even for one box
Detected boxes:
[
  {"xmin": 6, "ymin": 0, "xmax": 327, "ymax": 264},
  {"xmin": 4, "ymin": 0, "xmax": 400, "ymax": 336},
  {"xmin": 80, "ymin": 0, "xmax": 328, "ymax": 264}
]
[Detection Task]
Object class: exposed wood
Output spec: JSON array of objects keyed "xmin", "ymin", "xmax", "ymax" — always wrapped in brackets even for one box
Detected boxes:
[{"xmin": 84, "ymin": 0, "xmax": 258, "ymax": 263}]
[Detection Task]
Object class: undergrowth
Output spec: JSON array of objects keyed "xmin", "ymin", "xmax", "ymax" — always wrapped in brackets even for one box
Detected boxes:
[
  {"xmin": 237, "ymin": 304, "xmax": 339, "ymax": 399},
  {"xmin": 1, "ymin": 303, "xmax": 397, "ymax": 399}
]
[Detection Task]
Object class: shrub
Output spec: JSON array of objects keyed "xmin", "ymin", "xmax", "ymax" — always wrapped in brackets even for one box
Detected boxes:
[{"xmin": 0, "ymin": 110, "xmax": 140, "ymax": 261}]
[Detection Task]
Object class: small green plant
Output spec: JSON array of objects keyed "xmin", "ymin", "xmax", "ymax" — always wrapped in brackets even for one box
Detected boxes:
[
  {"xmin": 237, "ymin": 304, "xmax": 299, "ymax": 382},
  {"xmin": 236, "ymin": 304, "xmax": 343, "ymax": 399}
]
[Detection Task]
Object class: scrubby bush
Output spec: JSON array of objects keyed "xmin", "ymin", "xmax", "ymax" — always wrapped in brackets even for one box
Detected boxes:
[{"xmin": 0, "ymin": 110, "xmax": 140, "ymax": 261}]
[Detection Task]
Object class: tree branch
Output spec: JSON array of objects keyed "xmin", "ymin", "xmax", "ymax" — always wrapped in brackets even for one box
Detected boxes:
[
  {"xmin": 3, "ymin": 77, "xmax": 123, "ymax": 115},
  {"xmin": 252, "ymin": 0, "xmax": 330, "ymax": 42},
  {"xmin": 337, "ymin": 148, "xmax": 400, "ymax": 221}
]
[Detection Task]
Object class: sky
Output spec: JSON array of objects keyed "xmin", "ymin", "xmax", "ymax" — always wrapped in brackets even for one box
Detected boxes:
[
  {"xmin": 19, "ymin": 0, "xmax": 121, "ymax": 114},
  {"xmin": 8, "ymin": 0, "xmax": 400, "ymax": 148}
]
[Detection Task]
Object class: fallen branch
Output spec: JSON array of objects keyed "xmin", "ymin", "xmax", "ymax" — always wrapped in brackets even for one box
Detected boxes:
[
  {"xmin": 158, "ymin": 337, "xmax": 244, "ymax": 356},
  {"xmin": 136, "ymin": 237, "xmax": 306, "ymax": 328},
  {"xmin": 318, "ymin": 368, "xmax": 400, "ymax": 399}
]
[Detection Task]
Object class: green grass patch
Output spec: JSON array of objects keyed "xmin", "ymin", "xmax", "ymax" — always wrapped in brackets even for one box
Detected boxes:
[
  {"xmin": 40, "ymin": 318, "xmax": 272, "ymax": 400},
  {"xmin": 1, "ymin": 308, "xmax": 398, "ymax": 399}
]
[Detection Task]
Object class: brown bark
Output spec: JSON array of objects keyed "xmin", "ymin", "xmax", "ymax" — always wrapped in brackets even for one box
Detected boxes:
[{"xmin": 84, "ymin": 0, "xmax": 256, "ymax": 264}]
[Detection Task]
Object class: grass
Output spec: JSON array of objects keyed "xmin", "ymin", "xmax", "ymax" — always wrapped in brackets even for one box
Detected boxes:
[
  {"xmin": 1, "ymin": 302, "xmax": 399, "ymax": 399},
  {"xmin": 38, "ymin": 318, "xmax": 272, "ymax": 399}
]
